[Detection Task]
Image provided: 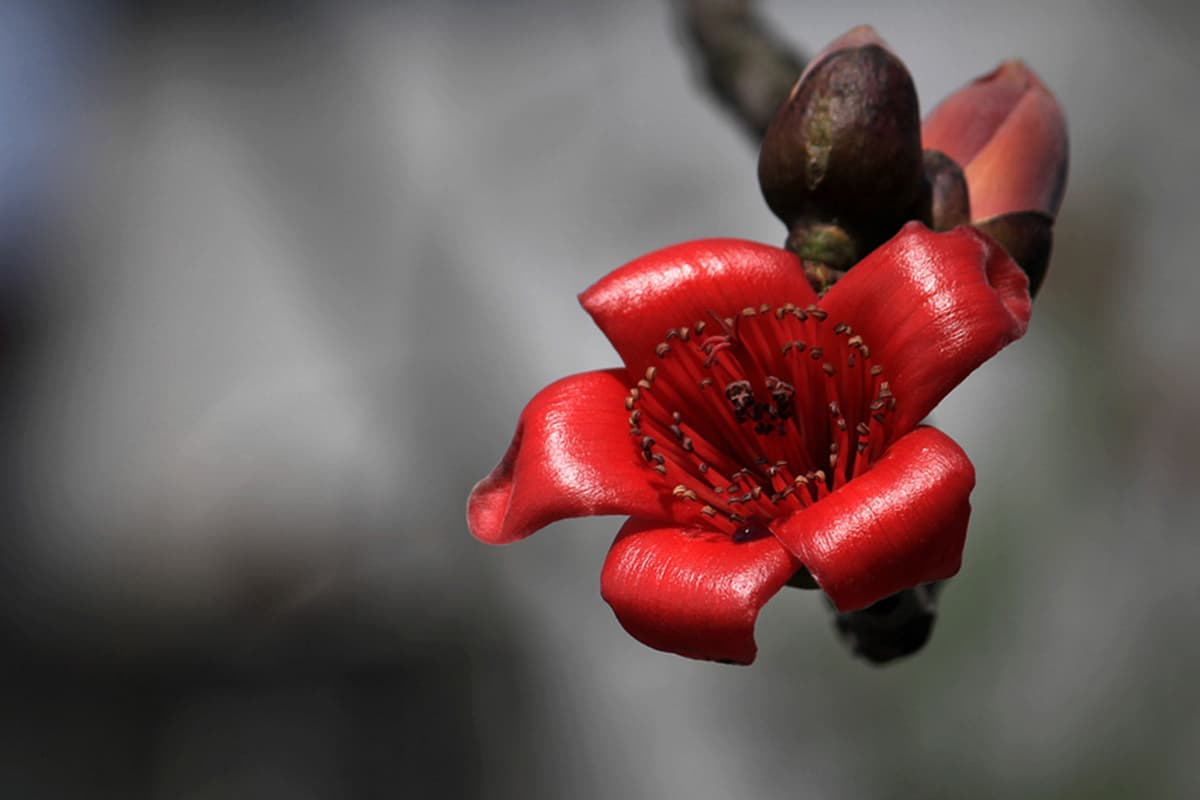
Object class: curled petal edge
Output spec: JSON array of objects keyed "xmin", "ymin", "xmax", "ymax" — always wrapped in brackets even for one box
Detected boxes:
[
  {"xmin": 580, "ymin": 239, "xmax": 817, "ymax": 380},
  {"xmin": 601, "ymin": 517, "xmax": 800, "ymax": 665},
  {"xmin": 467, "ymin": 369, "xmax": 678, "ymax": 544},
  {"xmin": 820, "ymin": 221, "xmax": 1031, "ymax": 434},
  {"xmin": 772, "ymin": 426, "xmax": 975, "ymax": 613}
]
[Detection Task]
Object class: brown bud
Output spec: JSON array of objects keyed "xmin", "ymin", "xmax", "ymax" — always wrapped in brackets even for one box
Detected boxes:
[
  {"xmin": 758, "ymin": 27, "xmax": 926, "ymax": 263},
  {"xmin": 923, "ymin": 149, "xmax": 971, "ymax": 230}
]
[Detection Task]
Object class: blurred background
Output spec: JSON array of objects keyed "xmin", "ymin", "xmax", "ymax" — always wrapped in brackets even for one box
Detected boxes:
[{"xmin": 2, "ymin": 0, "xmax": 1198, "ymax": 797}]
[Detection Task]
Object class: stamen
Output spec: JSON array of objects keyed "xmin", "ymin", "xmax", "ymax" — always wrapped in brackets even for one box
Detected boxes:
[{"xmin": 625, "ymin": 302, "xmax": 898, "ymax": 536}]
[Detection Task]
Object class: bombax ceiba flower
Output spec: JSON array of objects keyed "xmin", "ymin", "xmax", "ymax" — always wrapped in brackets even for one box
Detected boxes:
[
  {"xmin": 468, "ymin": 223, "xmax": 1030, "ymax": 664},
  {"xmin": 467, "ymin": 25, "xmax": 1067, "ymax": 665}
]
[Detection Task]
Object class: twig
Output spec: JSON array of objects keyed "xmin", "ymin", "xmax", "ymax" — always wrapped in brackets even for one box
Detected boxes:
[{"xmin": 677, "ymin": 0, "xmax": 805, "ymax": 139}]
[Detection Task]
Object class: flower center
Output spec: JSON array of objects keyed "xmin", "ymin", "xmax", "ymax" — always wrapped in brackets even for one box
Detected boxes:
[{"xmin": 626, "ymin": 303, "xmax": 897, "ymax": 537}]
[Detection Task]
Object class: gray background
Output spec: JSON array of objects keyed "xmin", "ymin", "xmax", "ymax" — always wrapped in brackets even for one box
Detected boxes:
[{"xmin": 2, "ymin": 0, "xmax": 1198, "ymax": 797}]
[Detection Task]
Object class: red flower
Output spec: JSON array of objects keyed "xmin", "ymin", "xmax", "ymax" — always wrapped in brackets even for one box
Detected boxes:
[{"xmin": 468, "ymin": 222, "xmax": 1030, "ymax": 664}]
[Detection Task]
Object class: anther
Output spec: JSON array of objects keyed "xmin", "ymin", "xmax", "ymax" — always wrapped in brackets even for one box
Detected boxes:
[{"xmin": 628, "ymin": 307, "xmax": 894, "ymax": 529}]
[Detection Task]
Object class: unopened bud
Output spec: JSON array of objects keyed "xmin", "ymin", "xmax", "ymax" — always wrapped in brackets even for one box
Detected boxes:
[
  {"xmin": 922, "ymin": 61, "xmax": 1068, "ymax": 222},
  {"xmin": 923, "ymin": 150, "xmax": 970, "ymax": 230},
  {"xmin": 758, "ymin": 27, "xmax": 925, "ymax": 267}
]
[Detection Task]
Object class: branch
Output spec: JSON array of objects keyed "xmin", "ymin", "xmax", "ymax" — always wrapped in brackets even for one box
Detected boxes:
[{"xmin": 677, "ymin": 0, "xmax": 806, "ymax": 140}]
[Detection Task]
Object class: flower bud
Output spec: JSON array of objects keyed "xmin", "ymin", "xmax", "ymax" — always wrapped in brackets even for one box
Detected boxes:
[
  {"xmin": 923, "ymin": 149, "xmax": 970, "ymax": 230},
  {"xmin": 758, "ymin": 27, "xmax": 925, "ymax": 268},
  {"xmin": 922, "ymin": 61, "xmax": 1068, "ymax": 222}
]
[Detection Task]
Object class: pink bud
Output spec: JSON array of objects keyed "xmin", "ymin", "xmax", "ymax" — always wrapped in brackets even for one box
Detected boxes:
[{"xmin": 922, "ymin": 61, "xmax": 1068, "ymax": 221}]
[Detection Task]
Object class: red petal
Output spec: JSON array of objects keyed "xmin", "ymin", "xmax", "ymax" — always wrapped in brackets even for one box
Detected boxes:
[
  {"xmin": 820, "ymin": 222, "xmax": 1031, "ymax": 434},
  {"xmin": 601, "ymin": 517, "xmax": 799, "ymax": 664},
  {"xmin": 923, "ymin": 61, "xmax": 1068, "ymax": 220},
  {"xmin": 579, "ymin": 239, "xmax": 817, "ymax": 378},
  {"xmin": 771, "ymin": 426, "xmax": 974, "ymax": 612},
  {"xmin": 467, "ymin": 369, "xmax": 678, "ymax": 544}
]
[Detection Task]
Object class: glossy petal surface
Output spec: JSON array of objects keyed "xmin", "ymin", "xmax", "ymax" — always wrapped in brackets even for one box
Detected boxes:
[
  {"xmin": 601, "ymin": 517, "xmax": 799, "ymax": 664},
  {"xmin": 821, "ymin": 222, "xmax": 1031, "ymax": 434},
  {"xmin": 579, "ymin": 239, "xmax": 817, "ymax": 378},
  {"xmin": 467, "ymin": 369, "xmax": 677, "ymax": 544},
  {"xmin": 772, "ymin": 426, "xmax": 974, "ymax": 612}
]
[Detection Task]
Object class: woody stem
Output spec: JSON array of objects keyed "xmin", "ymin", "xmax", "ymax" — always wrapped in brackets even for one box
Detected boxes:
[{"xmin": 678, "ymin": 0, "xmax": 806, "ymax": 140}]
